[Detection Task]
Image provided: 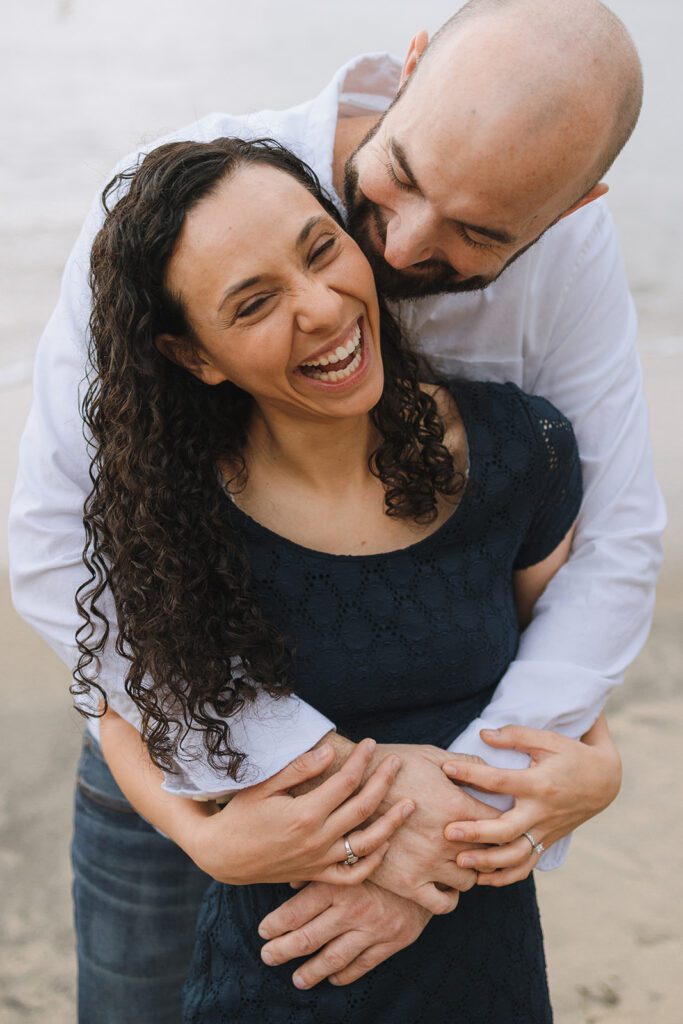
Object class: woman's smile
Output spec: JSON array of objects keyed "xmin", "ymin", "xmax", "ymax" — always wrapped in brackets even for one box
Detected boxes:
[{"xmin": 296, "ymin": 316, "xmax": 371, "ymax": 390}]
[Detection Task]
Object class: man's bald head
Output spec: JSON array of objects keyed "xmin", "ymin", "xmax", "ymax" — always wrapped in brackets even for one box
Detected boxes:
[
  {"xmin": 418, "ymin": 0, "xmax": 643, "ymax": 197},
  {"xmin": 342, "ymin": 0, "xmax": 642, "ymax": 299}
]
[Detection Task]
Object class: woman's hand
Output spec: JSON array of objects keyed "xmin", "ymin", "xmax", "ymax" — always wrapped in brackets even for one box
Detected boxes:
[
  {"xmin": 440, "ymin": 714, "xmax": 621, "ymax": 887},
  {"xmin": 186, "ymin": 738, "xmax": 416, "ymax": 887}
]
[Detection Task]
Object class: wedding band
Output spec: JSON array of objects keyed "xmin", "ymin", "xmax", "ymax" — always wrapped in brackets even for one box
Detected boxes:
[
  {"xmin": 522, "ymin": 831, "xmax": 545, "ymax": 856},
  {"xmin": 343, "ymin": 836, "xmax": 360, "ymax": 865}
]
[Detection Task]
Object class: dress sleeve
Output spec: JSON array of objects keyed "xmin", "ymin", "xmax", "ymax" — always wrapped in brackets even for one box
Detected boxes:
[{"xmin": 513, "ymin": 394, "xmax": 583, "ymax": 570}]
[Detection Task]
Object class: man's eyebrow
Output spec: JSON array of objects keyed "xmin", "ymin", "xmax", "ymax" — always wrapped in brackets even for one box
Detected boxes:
[
  {"xmin": 390, "ymin": 138, "xmax": 517, "ymax": 246},
  {"xmin": 217, "ymin": 215, "xmax": 327, "ymax": 312},
  {"xmin": 389, "ymin": 139, "xmax": 420, "ymax": 188}
]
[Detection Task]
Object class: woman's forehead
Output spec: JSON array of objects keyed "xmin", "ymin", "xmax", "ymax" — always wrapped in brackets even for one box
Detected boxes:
[{"xmin": 167, "ymin": 164, "xmax": 330, "ymax": 296}]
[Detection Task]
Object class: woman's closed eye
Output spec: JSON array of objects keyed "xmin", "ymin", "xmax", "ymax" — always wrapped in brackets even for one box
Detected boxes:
[
  {"xmin": 308, "ymin": 233, "xmax": 340, "ymax": 265},
  {"xmin": 235, "ymin": 294, "xmax": 276, "ymax": 319}
]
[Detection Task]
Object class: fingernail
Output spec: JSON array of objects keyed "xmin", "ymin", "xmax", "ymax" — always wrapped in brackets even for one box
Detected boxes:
[
  {"xmin": 258, "ymin": 924, "xmax": 271, "ymax": 939},
  {"xmin": 292, "ymin": 974, "xmax": 307, "ymax": 989},
  {"xmin": 261, "ymin": 950, "xmax": 275, "ymax": 965},
  {"xmin": 390, "ymin": 756, "xmax": 401, "ymax": 773},
  {"xmin": 314, "ymin": 743, "xmax": 331, "ymax": 760},
  {"xmin": 444, "ymin": 763, "xmax": 458, "ymax": 776},
  {"xmin": 365, "ymin": 738, "xmax": 377, "ymax": 753},
  {"xmin": 460, "ymin": 855, "xmax": 475, "ymax": 867},
  {"xmin": 447, "ymin": 828, "xmax": 465, "ymax": 841},
  {"xmin": 481, "ymin": 728, "xmax": 499, "ymax": 736},
  {"xmin": 402, "ymin": 801, "xmax": 415, "ymax": 818}
]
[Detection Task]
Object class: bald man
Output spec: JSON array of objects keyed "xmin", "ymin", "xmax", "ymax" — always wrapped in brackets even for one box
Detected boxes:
[{"xmin": 9, "ymin": 1, "xmax": 664, "ymax": 1020}]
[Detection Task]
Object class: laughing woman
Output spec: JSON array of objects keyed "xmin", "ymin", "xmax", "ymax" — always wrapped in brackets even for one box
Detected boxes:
[{"xmin": 77, "ymin": 137, "xmax": 619, "ymax": 1023}]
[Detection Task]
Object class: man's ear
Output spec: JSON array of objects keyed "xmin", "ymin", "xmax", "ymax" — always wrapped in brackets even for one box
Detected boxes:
[
  {"xmin": 154, "ymin": 333, "xmax": 227, "ymax": 385},
  {"xmin": 399, "ymin": 29, "xmax": 429, "ymax": 88},
  {"xmin": 558, "ymin": 182, "xmax": 610, "ymax": 223}
]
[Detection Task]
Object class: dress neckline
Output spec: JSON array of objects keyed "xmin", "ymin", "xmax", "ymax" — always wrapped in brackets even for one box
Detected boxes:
[{"xmin": 222, "ymin": 381, "xmax": 477, "ymax": 563}]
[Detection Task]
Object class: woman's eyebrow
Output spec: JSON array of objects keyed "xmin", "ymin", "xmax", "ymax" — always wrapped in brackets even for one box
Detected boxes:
[
  {"xmin": 216, "ymin": 215, "xmax": 328, "ymax": 313},
  {"xmin": 217, "ymin": 275, "xmax": 264, "ymax": 313},
  {"xmin": 296, "ymin": 214, "xmax": 326, "ymax": 247}
]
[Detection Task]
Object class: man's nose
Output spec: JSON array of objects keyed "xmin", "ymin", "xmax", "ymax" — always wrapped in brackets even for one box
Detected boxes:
[
  {"xmin": 382, "ymin": 211, "xmax": 438, "ymax": 270},
  {"xmin": 295, "ymin": 276, "xmax": 345, "ymax": 335}
]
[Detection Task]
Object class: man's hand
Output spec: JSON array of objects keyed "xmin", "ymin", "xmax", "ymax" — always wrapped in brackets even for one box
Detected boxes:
[
  {"xmin": 364, "ymin": 743, "xmax": 501, "ymax": 913},
  {"xmin": 258, "ymin": 881, "xmax": 431, "ymax": 989}
]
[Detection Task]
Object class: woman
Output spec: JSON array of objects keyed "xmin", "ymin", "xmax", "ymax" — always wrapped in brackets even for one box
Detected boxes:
[{"xmin": 78, "ymin": 136, "xmax": 620, "ymax": 1022}]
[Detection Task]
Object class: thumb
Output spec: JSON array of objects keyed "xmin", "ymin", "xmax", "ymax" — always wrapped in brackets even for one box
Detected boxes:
[{"xmin": 262, "ymin": 742, "xmax": 336, "ymax": 794}]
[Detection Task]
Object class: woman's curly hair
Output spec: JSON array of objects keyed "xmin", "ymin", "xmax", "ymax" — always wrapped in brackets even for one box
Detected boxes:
[{"xmin": 73, "ymin": 137, "xmax": 465, "ymax": 779}]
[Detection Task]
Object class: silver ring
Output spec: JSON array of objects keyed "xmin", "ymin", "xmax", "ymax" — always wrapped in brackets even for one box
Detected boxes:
[
  {"xmin": 522, "ymin": 831, "xmax": 545, "ymax": 856},
  {"xmin": 343, "ymin": 836, "xmax": 360, "ymax": 866}
]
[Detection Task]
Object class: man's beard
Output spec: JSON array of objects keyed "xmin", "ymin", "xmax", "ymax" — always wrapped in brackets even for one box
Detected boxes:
[{"xmin": 343, "ymin": 157, "xmax": 496, "ymax": 301}]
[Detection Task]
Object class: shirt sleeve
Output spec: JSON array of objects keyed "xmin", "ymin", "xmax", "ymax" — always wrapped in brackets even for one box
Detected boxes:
[
  {"xmin": 8, "ymin": 180, "xmax": 334, "ymax": 795},
  {"xmin": 448, "ymin": 203, "xmax": 666, "ymax": 871},
  {"xmin": 513, "ymin": 394, "xmax": 583, "ymax": 570}
]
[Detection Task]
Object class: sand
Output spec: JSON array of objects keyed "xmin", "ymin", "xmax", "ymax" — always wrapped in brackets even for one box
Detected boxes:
[{"xmin": 1, "ymin": 1, "xmax": 682, "ymax": 1020}]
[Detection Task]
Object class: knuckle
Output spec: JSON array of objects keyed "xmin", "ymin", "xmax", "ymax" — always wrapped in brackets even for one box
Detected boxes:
[
  {"xmin": 295, "ymin": 927, "xmax": 316, "ymax": 954},
  {"xmin": 322, "ymin": 948, "xmax": 347, "ymax": 972},
  {"xmin": 356, "ymin": 950, "xmax": 379, "ymax": 971}
]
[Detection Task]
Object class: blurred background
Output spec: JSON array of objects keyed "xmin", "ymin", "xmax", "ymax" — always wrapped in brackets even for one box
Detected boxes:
[{"xmin": 1, "ymin": 1, "xmax": 681, "ymax": 1021}]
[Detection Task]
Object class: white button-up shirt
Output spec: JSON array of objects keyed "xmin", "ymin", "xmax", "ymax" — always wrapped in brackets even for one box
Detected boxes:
[{"xmin": 9, "ymin": 54, "xmax": 665, "ymax": 869}]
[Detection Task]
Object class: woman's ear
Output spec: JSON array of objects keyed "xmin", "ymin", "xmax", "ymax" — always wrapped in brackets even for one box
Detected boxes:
[{"xmin": 154, "ymin": 333, "xmax": 227, "ymax": 385}]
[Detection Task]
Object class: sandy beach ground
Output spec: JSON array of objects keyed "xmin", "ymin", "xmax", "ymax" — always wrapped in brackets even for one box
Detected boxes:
[{"xmin": 1, "ymin": 1, "xmax": 681, "ymax": 1021}]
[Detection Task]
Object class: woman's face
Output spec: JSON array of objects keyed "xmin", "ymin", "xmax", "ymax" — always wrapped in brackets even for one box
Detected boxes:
[{"xmin": 161, "ymin": 163, "xmax": 384, "ymax": 422}]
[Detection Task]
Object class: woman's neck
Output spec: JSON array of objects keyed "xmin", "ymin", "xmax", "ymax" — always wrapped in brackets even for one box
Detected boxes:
[{"xmin": 243, "ymin": 404, "xmax": 379, "ymax": 499}]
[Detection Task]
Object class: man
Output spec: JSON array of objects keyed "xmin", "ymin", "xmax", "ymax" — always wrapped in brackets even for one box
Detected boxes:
[{"xmin": 9, "ymin": 0, "xmax": 664, "ymax": 1019}]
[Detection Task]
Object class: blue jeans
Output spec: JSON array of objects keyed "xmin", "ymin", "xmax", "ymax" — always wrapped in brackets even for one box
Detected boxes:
[{"xmin": 71, "ymin": 733, "xmax": 211, "ymax": 1023}]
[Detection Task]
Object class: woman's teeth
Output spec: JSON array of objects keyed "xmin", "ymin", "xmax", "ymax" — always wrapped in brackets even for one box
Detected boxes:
[{"xmin": 300, "ymin": 323, "xmax": 362, "ymax": 381}]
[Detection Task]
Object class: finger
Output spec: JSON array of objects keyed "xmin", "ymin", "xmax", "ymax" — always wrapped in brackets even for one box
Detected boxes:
[
  {"xmin": 329, "ymin": 942, "xmax": 399, "ymax": 985},
  {"xmin": 445, "ymin": 807, "xmax": 533, "ymax": 846},
  {"xmin": 299, "ymin": 738, "xmax": 378, "ymax": 817},
  {"xmin": 479, "ymin": 725, "xmax": 565, "ymax": 756},
  {"xmin": 412, "ymin": 882, "xmax": 461, "ymax": 916},
  {"xmin": 442, "ymin": 759, "xmax": 532, "ymax": 797},
  {"xmin": 456, "ymin": 835, "xmax": 539, "ymax": 872},
  {"xmin": 431, "ymin": 861, "xmax": 478, "ymax": 893},
  {"xmin": 316, "ymin": 843, "xmax": 390, "ymax": 886},
  {"xmin": 262, "ymin": 741, "xmax": 336, "ymax": 795},
  {"xmin": 327, "ymin": 799, "xmax": 415, "ymax": 868},
  {"xmin": 291, "ymin": 931, "xmax": 372, "ymax": 990},
  {"xmin": 258, "ymin": 883, "xmax": 333, "ymax": 941},
  {"xmin": 476, "ymin": 855, "xmax": 540, "ymax": 887},
  {"xmin": 325, "ymin": 754, "xmax": 403, "ymax": 837},
  {"xmin": 261, "ymin": 907, "xmax": 342, "ymax": 966}
]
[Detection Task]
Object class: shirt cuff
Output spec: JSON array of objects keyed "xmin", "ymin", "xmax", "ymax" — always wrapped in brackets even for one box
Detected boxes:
[
  {"xmin": 160, "ymin": 693, "xmax": 335, "ymax": 800},
  {"xmin": 448, "ymin": 716, "xmax": 570, "ymax": 871}
]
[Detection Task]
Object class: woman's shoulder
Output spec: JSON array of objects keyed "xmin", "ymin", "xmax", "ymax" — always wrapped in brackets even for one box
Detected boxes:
[
  {"xmin": 424, "ymin": 378, "xmax": 579, "ymax": 484},
  {"xmin": 436, "ymin": 379, "xmax": 575, "ymax": 443}
]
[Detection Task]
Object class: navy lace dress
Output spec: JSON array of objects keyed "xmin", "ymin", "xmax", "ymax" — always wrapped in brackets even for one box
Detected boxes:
[{"xmin": 182, "ymin": 381, "xmax": 582, "ymax": 1024}]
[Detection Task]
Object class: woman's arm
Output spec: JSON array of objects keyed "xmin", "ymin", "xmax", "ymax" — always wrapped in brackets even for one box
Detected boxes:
[
  {"xmin": 99, "ymin": 708, "xmax": 414, "ymax": 887},
  {"xmin": 513, "ymin": 523, "xmax": 576, "ymax": 630}
]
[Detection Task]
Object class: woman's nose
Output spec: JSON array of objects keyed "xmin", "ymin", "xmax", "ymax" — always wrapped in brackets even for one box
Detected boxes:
[{"xmin": 295, "ymin": 277, "xmax": 345, "ymax": 335}]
